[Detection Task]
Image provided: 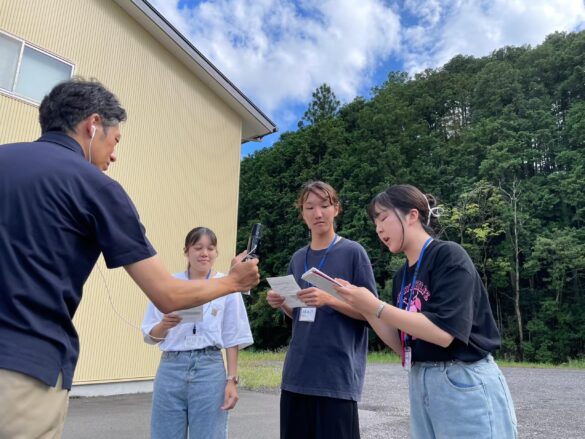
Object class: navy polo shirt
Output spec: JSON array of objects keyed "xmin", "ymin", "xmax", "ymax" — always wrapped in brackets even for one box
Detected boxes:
[{"xmin": 0, "ymin": 131, "xmax": 156, "ymax": 389}]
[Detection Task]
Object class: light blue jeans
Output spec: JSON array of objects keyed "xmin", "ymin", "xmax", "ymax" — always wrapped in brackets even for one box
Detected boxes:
[
  {"xmin": 409, "ymin": 355, "xmax": 517, "ymax": 439},
  {"xmin": 151, "ymin": 348, "xmax": 228, "ymax": 439}
]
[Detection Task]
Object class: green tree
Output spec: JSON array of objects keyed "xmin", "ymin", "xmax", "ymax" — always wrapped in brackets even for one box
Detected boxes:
[
  {"xmin": 299, "ymin": 84, "xmax": 341, "ymax": 127},
  {"xmin": 238, "ymin": 30, "xmax": 585, "ymax": 361}
]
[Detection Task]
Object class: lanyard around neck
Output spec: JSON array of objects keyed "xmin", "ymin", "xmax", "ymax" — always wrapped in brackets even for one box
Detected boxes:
[
  {"xmin": 304, "ymin": 234, "xmax": 338, "ymax": 274},
  {"xmin": 187, "ymin": 269, "xmax": 212, "ymax": 280},
  {"xmin": 303, "ymin": 234, "xmax": 339, "ymax": 289},
  {"xmin": 398, "ymin": 237, "xmax": 433, "ymax": 346}
]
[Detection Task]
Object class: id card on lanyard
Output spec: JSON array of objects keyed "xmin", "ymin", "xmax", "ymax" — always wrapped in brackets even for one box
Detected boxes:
[
  {"xmin": 299, "ymin": 235, "xmax": 338, "ymax": 323},
  {"xmin": 185, "ymin": 269, "xmax": 211, "ymax": 346},
  {"xmin": 398, "ymin": 237, "xmax": 433, "ymax": 371}
]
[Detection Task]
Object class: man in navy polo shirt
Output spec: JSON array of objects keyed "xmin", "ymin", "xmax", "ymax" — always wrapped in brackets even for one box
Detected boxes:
[{"xmin": 0, "ymin": 78, "xmax": 260, "ymax": 438}]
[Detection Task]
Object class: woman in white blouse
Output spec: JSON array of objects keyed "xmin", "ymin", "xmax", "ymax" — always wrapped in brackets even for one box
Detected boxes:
[{"xmin": 142, "ymin": 227, "xmax": 253, "ymax": 439}]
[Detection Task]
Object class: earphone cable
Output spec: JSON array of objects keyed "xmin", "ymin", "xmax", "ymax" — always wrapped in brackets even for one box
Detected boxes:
[{"xmin": 96, "ymin": 261, "xmax": 166, "ymax": 341}]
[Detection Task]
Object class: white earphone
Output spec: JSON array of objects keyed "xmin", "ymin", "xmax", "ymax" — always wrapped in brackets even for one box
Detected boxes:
[{"xmin": 88, "ymin": 125, "xmax": 97, "ymax": 164}]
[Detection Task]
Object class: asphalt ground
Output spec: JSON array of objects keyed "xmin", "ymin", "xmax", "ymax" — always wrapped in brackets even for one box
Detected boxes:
[{"xmin": 63, "ymin": 364, "xmax": 585, "ymax": 438}]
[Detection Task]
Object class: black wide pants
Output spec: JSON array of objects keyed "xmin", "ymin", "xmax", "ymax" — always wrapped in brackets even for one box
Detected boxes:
[{"xmin": 280, "ymin": 390, "xmax": 360, "ymax": 439}]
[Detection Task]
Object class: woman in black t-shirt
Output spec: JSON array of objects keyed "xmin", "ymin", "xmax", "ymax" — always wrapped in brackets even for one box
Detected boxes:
[{"xmin": 336, "ymin": 184, "xmax": 517, "ymax": 439}]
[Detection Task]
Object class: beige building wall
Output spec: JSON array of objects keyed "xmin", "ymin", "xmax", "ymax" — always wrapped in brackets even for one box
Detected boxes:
[{"xmin": 0, "ymin": 0, "xmax": 243, "ymax": 384}]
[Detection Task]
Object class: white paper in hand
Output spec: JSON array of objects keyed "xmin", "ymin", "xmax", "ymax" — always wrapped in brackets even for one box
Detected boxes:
[
  {"xmin": 266, "ymin": 275, "xmax": 306, "ymax": 308},
  {"xmin": 175, "ymin": 306, "xmax": 203, "ymax": 324},
  {"xmin": 301, "ymin": 267, "xmax": 343, "ymax": 300}
]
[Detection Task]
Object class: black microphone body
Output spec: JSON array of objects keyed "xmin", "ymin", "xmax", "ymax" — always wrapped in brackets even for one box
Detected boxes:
[
  {"xmin": 245, "ymin": 223, "xmax": 262, "ymax": 259},
  {"xmin": 242, "ymin": 223, "xmax": 262, "ymax": 294}
]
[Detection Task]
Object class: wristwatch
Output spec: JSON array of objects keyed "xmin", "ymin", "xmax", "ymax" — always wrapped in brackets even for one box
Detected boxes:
[{"xmin": 226, "ymin": 375, "xmax": 239, "ymax": 385}]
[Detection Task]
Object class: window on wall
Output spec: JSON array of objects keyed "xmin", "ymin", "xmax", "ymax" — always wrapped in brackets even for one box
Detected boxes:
[{"xmin": 0, "ymin": 30, "xmax": 73, "ymax": 104}]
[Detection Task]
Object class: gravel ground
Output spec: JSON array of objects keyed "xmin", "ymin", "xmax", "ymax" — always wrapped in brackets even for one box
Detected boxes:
[
  {"xmin": 64, "ymin": 364, "xmax": 585, "ymax": 438},
  {"xmin": 360, "ymin": 363, "xmax": 585, "ymax": 438}
]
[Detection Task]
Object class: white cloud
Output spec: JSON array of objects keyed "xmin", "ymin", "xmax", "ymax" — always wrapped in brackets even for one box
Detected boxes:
[
  {"xmin": 150, "ymin": 0, "xmax": 585, "ymax": 140},
  {"xmin": 404, "ymin": 0, "xmax": 443, "ymax": 26},
  {"xmin": 401, "ymin": 0, "xmax": 585, "ymax": 73},
  {"xmin": 150, "ymin": 0, "xmax": 401, "ymax": 113}
]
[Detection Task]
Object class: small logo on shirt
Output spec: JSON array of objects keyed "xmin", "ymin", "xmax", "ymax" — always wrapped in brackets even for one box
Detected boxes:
[{"xmin": 398, "ymin": 280, "xmax": 431, "ymax": 312}]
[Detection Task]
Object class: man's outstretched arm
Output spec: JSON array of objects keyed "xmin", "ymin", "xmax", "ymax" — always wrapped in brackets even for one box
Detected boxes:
[{"xmin": 125, "ymin": 255, "xmax": 259, "ymax": 313}]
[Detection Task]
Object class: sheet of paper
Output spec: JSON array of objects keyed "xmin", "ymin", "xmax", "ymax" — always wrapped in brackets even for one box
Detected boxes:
[
  {"xmin": 301, "ymin": 267, "xmax": 343, "ymax": 300},
  {"xmin": 266, "ymin": 275, "xmax": 306, "ymax": 308},
  {"xmin": 174, "ymin": 306, "xmax": 203, "ymax": 324}
]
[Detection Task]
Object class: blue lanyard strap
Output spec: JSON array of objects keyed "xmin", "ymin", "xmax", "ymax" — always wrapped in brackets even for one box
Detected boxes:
[
  {"xmin": 304, "ymin": 234, "xmax": 338, "ymax": 273},
  {"xmin": 303, "ymin": 234, "xmax": 338, "ymax": 285},
  {"xmin": 398, "ymin": 237, "xmax": 433, "ymax": 344}
]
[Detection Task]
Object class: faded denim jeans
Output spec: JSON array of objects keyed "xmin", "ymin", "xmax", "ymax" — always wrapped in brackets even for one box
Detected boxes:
[
  {"xmin": 408, "ymin": 355, "xmax": 517, "ymax": 439},
  {"xmin": 151, "ymin": 348, "xmax": 228, "ymax": 439}
]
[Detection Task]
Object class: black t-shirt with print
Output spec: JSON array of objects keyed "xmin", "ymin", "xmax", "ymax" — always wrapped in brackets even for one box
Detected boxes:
[{"xmin": 392, "ymin": 239, "xmax": 500, "ymax": 362}]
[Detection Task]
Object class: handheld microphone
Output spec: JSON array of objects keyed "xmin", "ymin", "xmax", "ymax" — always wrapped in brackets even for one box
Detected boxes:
[
  {"xmin": 242, "ymin": 223, "xmax": 262, "ymax": 295},
  {"xmin": 244, "ymin": 223, "xmax": 262, "ymax": 260}
]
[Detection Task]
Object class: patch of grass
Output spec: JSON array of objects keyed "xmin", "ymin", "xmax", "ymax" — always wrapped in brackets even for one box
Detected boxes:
[
  {"xmin": 368, "ymin": 353, "xmax": 585, "ymax": 369},
  {"xmin": 238, "ymin": 350, "xmax": 285, "ymax": 391},
  {"xmin": 238, "ymin": 349, "xmax": 404, "ymax": 391},
  {"xmin": 565, "ymin": 358, "xmax": 585, "ymax": 369},
  {"xmin": 497, "ymin": 358, "xmax": 585, "ymax": 369},
  {"xmin": 367, "ymin": 351, "xmax": 401, "ymax": 363},
  {"xmin": 240, "ymin": 349, "xmax": 286, "ymax": 362},
  {"xmin": 239, "ymin": 350, "xmax": 584, "ymax": 390}
]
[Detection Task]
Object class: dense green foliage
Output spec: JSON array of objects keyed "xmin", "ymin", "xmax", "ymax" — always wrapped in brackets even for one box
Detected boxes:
[{"xmin": 237, "ymin": 31, "xmax": 585, "ymax": 362}]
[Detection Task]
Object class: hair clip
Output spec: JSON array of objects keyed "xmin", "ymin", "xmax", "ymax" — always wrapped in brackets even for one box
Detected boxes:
[
  {"xmin": 425, "ymin": 199, "xmax": 444, "ymax": 226},
  {"xmin": 428, "ymin": 206, "xmax": 444, "ymax": 223}
]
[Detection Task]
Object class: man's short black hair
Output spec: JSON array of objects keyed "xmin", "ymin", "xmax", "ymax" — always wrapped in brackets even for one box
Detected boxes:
[{"xmin": 39, "ymin": 77, "xmax": 127, "ymax": 134}]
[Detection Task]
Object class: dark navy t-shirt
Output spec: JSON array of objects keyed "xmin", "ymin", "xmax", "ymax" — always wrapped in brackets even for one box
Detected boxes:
[
  {"xmin": 281, "ymin": 238, "xmax": 377, "ymax": 401},
  {"xmin": 392, "ymin": 240, "xmax": 501, "ymax": 362},
  {"xmin": 0, "ymin": 132, "xmax": 156, "ymax": 389}
]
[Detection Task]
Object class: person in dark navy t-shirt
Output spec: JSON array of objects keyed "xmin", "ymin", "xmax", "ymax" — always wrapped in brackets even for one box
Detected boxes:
[
  {"xmin": 0, "ymin": 78, "xmax": 259, "ymax": 438},
  {"xmin": 267, "ymin": 181, "xmax": 378, "ymax": 439},
  {"xmin": 336, "ymin": 184, "xmax": 517, "ymax": 438}
]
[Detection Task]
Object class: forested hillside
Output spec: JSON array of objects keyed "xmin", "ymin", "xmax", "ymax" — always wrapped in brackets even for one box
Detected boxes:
[{"xmin": 237, "ymin": 31, "xmax": 585, "ymax": 362}]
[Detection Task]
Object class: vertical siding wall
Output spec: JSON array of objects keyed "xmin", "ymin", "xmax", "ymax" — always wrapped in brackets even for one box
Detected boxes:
[{"xmin": 0, "ymin": 0, "xmax": 243, "ymax": 383}]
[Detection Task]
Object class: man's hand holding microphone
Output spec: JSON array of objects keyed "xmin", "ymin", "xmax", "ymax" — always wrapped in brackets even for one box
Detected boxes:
[
  {"xmin": 234, "ymin": 223, "xmax": 262, "ymax": 295},
  {"xmin": 228, "ymin": 250, "xmax": 260, "ymax": 292}
]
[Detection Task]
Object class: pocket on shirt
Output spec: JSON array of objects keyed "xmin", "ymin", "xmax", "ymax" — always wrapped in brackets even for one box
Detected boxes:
[{"xmin": 197, "ymin": 303, "xmax": 225, "ymax": 332}]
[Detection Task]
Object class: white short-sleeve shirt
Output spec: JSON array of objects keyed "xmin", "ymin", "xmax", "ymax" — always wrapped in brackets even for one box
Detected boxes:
[{"xmin": 141, "ymin": 272, "xmax": 254, "ymax": 351}]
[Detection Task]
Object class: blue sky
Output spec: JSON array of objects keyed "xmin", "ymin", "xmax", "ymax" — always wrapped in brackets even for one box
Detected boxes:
[{"xmin": 150, "ymin": 0, "xmax": 585, "ymax": 157}]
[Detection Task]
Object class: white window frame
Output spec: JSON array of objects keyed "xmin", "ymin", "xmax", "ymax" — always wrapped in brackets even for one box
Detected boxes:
[{"xmin": 0, "ymin": 29, "xmax": 75, "ymax": 106}]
